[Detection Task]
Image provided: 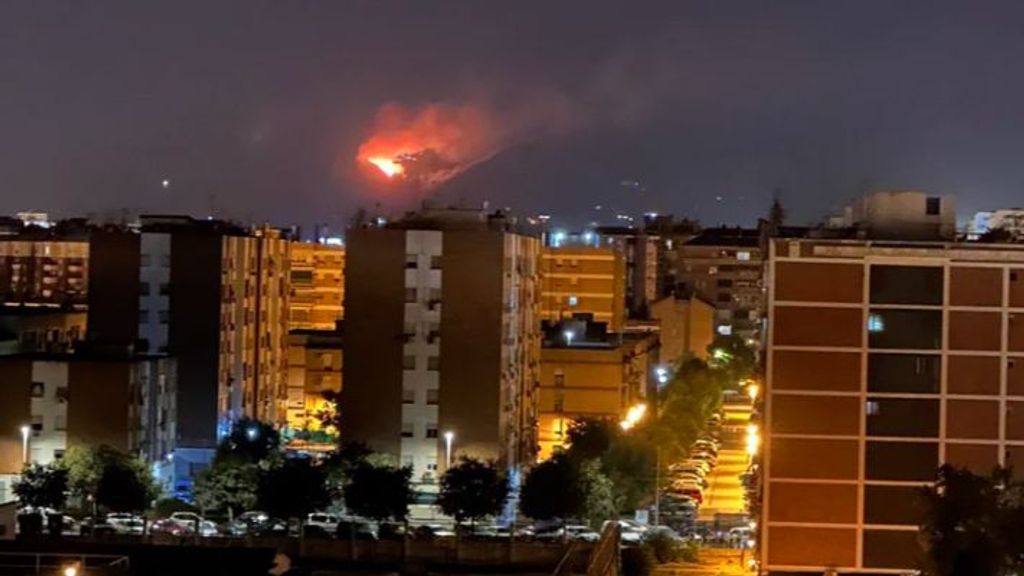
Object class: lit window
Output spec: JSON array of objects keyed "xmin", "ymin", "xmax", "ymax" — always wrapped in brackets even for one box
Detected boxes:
[
  {"xmin": 568, "ymin": 295, "xmax": 578, "ymax": 307},
  {"xmin": 717, "ymin": 325, "xmax": 733, "ymax": 336},
  {"xmin": 737, "ymin": 251, "xmax": 751, "ymax": 261},
  {"xmin": 868, "ymin": 314, "xmax": 885, "ymax": 333},
  {"xmin": 866, "ymin": 400, "xmax": 880, "ymax": 416}
]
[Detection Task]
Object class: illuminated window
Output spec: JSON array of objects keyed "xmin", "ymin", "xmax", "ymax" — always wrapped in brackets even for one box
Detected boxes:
[
  {"xmin": 717, "ymin": 325, "xmax": 733, "ymax": 336},
  {"xmin": 867, "ymin": 314, "xmax": 885, "ymax": 333},
  {"xmin": 737, "ymin": 251, "xmax": 751, "ymax": 261},
  {"xmin": 568, "ymin": 295, "xmax": 578, "ymax": 307}
]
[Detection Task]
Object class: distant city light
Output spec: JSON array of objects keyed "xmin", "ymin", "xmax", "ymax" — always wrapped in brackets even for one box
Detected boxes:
[{"xmin": 551, "ymin": 230, "xmax": 567, "ymax": 247}]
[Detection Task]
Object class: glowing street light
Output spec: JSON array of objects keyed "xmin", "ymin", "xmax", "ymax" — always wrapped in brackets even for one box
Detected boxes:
[
  {"xmin": 747, "ymin": 383, "xmax": 760, "ymax": 402},
  {"xmin": 745, "ymin": 423, "xmax": 761, "ymax": 456},
  {"xmin": 655, "ymin": 366, "xmax": 670, "ymax": 386},
  {"xmin": 19, "ymin": 425, "xmax": 30, "ymax": 465},
  {"xmin": 63, "ymin": 565, "xmax": 78, "ymax": 576},
  {"xmin": 443, "ymin": 430, "xmax": 455, "ymax": 469},
  {"xmin": 620, "ymin": 403, "xmax": 648, "ymax": 430}
]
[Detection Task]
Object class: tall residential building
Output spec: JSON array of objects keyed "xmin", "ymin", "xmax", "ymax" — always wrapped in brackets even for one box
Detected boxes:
[
  {"xmin": 342, "ymin": 209, "xmax": 541, "ymax": 488},
  {"xmin": 540, "ymin": 245, "xmax": 626, "ymax": 332},
  {"xmin": 288, "ymin": 241, "xmax": 345, "ymax": 331},
  {"xmin": 135, "ymin": 216, "xmax": 291, "ymax": 493},
  {"xmin": 594, "ymin": 227, "xmax": 662, "ymax": 317},
  {"xmin": 0, "ymin": 353, "xmax": 175, "ymax": 502},
  {"xmin": 762, "ymin": 236, "xmax": 1024, "ymax": 572},
  {"xmin": 674, "ymin": 228, "xmax": 764, "ymax": 342},
  {"xmin": 537, "ymin": 320, "xmax": 656, "ymax": 459}
]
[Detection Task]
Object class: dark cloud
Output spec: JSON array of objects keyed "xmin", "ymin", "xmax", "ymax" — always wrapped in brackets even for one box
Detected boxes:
[{"xmin": 4, "ymin": 1, "xmax": 1024, "ymax": 230}]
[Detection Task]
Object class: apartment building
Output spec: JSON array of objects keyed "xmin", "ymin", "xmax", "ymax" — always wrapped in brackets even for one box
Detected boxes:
[
  {"xmin": 540, "ymin": 245, "xmax": 626, "ymax": 332},
  {"xmin": 342, "ymin": 209, "xmax": 541, "ymax": 487},
  {"xmin": 0, "ymin": 234, "xmax": 88, "ymax": 309},
  {"xmin": 762, "ymin": 236, "xmax": 1024, "ymax": 573},
  {"xmin": 285, "ymin": 329, "xmax": 342, "ymax": 436},
  {"xmin": 537, "ymin": 320, "xmax": 656, "ymax": 459},
  {"xmin": 648, "ymin": 294, "xmax": 715, "ymax": 364},
  {"xmin": 674, "ymin": 228, "xmax": 763, "ymax": 342},
  {"xmin": 0, "ymin": 354, "xmax": 175, "ymax": 502},
  {"xmin": 594, "ymin": 227, "xmax": 662, "ymax": 318},
  {"xmin": 135, "ymin": 216, "xmax": 291, "ymax": 493},
  {"xmin": 288, "ymin": 241, "xmax": 345, "ymax": 331}
]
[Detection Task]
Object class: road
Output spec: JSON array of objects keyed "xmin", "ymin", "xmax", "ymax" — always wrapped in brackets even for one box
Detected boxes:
[{"xmin": 698, "ymin": 399, "xmax": 752, "ymax": 523}]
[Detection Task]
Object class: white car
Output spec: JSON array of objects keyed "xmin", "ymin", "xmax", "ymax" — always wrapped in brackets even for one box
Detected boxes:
[
  {"xmin": 105, "ymin": 513, "xmax": 145, "ymax": 535},
  {"xmin": 168, "ymin": 512, "xmax": 218, "ymax": 537},
  {"xmin": 306, "ymin": 512, "xmax": 341, "ymax": 533}
]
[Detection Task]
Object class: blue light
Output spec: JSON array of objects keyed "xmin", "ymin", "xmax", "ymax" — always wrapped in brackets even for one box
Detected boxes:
[{"xmin": 867, "ymin": 314, "xmax": 885, "ymax": 333}]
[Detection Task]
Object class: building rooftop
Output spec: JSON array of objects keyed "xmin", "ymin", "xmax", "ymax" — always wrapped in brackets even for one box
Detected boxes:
[{"xmin": 684, "ymin": 226, "xmax": 761, "ymax": 247}]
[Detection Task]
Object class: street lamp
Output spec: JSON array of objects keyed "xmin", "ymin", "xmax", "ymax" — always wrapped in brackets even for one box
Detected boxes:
[
  {"xmin": 19, "ymin": 425, "xmax": 30, "ymax": 465},
  {"xmin": 443, "ymin": 431, "xmax": 455, "ymax": 469}
]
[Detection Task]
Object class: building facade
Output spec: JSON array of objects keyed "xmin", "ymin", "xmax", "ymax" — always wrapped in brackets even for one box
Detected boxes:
[
  {"xmin": 674, "ymin": 228, "xmax": 763, "ymax": 343},
  {"xmin": 540, "ymin": 246, "xmax": 626, "ymax": 332},
  {"xmin": 648, "ymin": 295, "xmax": 715, "ymax": 365},
  {"xmin": 0, "ymin": 354, "xmax": 175, "ymax": 503},
  {"xmin": 342, "ymin": 211, "xmax": 541, "ymax": 488},
  {"xmin": 0, "ymin": 236, "xmax": 88, "ymax": 309},
  {"xmin": 537, "ymin": 325, "xmax": 656, "ymax": 459},
  {"xmin": 285, "ymin": 330, "xmax": 342, "ymax": 437},
  {"xmin": 763, "ymin": 237, "xmax": 1024, "ymax": 573},
  {"xmin": 288, "ymin": 241, "xmax": 345, "ymax": 331}
]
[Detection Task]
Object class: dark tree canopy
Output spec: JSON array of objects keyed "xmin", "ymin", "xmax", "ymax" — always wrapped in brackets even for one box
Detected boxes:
[
  {"xmin": 95, "ymin": 457, "xmax": 157, "ymax": 513},
  {"xmin": 217, "ymin": 418, "xmax": 281, "ymax": 464},
  {"xmin": 519, "ymin": 454, "xmax": 582, "ymax": 522},
  {"xmin": 343, "ymin": 463, "xmax": 414, "ymax": 523},
  {"xmin": 437, "ymin": 457, "xmax": 508, "ymax": 525},
  {"xmin": 920, "ymin": 465, "xmax": 1005, "ymax": 576},
  {"xmin": 258, "ymin": 457, "xmax": 330, "ymax": 521},
  {"xmin": 13, "ymin": 463, "xmax": 68, "ymax": 510},
  {"xmin": 565, "ymin": 418, "xmax": 615, "ymax": 461}
]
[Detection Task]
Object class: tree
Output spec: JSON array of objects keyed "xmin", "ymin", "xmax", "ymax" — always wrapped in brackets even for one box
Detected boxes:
[
  {"xmin": 707, "ymin": 334, "xmax": 757, "ymax": 384},
  {"xmin": 95, "ymin": 454, "xmax": 158, "ymax": 513},
  {"xmin": 216, "ymin": 418, "xmax": 281, "ymax": 464},
  {"xmin": 193, "ymin": 462, "xmax": 260, "ymax": 520},
  {"xmin": 920, "ymin": 465, "xmax": 1004, "ymax": 576},
  {"xmin": 602, "ymin": 433, "xmax": 656, "ymax": 512},
  {"xmin": 61, "ymin": 445, "xmax": 104, "ymax": 502},
  {"xmin": 578, "ymin": 459, "xmax": 617, "ymax": 528},
  {"xmin": 437, "ymin": 457, "xmax": 508, "ymax": 527},
  {"xmin": 315, "ymin": 390, "xmax": 342, "ymax": 435},
  {"xmin": 13, "ymin": 463, "xmax": 68, "ymax": 510},
  {"xmin": 566, "ymin": 418, "xmax": 615, "ymax": 460},
  {"xmin": 520, "ymin": 454, "xmax": 582, "ymax": 522},
  {"xmin": 650, "ymin": 359, "xmax": 724, "ymax": 460},
  {"xmin": 343, "ymin": 462, "xmax": 414, "ymax": 523},
  {"xmin": 768, "ymin": 196, "xmax": 786, "ymax": 229},
  {"xmin": 258, "ymin": 458, "xmax": 330, "ymax": 522}
]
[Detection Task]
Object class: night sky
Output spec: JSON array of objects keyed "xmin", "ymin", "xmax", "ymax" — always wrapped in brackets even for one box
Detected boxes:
[{"xmin": 5, "ymin": 1, "xmax": 1024, "ymax": 232}]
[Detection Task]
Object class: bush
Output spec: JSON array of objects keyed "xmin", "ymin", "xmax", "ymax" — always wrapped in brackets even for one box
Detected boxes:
[
  {"xmin": 621, "ymin": 546, "xmax": 654, "ymax": 576},
  {"xmin": 644, "ymin": 532, "xmax": 680, "ymax": 563}
]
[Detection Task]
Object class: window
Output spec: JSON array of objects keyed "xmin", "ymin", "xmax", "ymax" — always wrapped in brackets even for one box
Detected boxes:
[
  {"xmin": 53, "ymin": 449, "xmax": 65, "ymax": 460},
  {"xmin": 716, "ymin": 279, "xmax": 733, "ymax": 288},
  {"xmin": 926, "ymin": 196, "xmax": 941, "ymax": 215},
  {"xmin": 139, "ymin": 282, "xmax": 151, "ymax": 296},
  {"xmin": 427, "ymin": 356, "xmax": 440, "ymax": 371},
  {"xmin": 866, "ymin": 441, "xmax": 938, "ymax": 481},
  {"xmin": 865, "ymin": 400, "xmax": 880, "ymax": 416},
  {"xmin": 870, "ymin": 265, "xmax": 943, "ymax": 305},
  {"xmin": 405, "ymin": 254, "xmax": 418, "ymax": 269},
  {"xmin": 404, "ymin": 288, "xmax": 418, "ymax": 303},
  {"xmin": 159, "ymin": 282, "xmax": 171, "ymax": 296},
  {"xmin": 568, "ymin": 295, "xmax": 578, "ymax": 307},
  {"xmin": 736, "ymin": 251, "xmax": 751, "ymax": 261},
  {"xmin": 868, "ymin": 309, "xmax": 942, "ymax": 349},
  {"xmin": 158, "ymin": 310, "xmax": 169, "ymax": 325},
  {"xmin": 426, "ymin": 462, "xmax": 438, "ymax": 472},
  {"xmin": 554, "ymin": 393, "xmax": 564, "ymax": 413},
  {"xmin": 30, "ymin": 382, "xmax": 44, "ymax": 398},
  {"xmin": 402, "ymin": 388, "xmax": 415, "ymax": 404},
  {"xmin": 717, "ymin": 325, "xmax": 733, "ymax": 336},
  {"xmin": 55, "ymin": 387, "xmax": 69, "ymax": 403},
  {"xmin": 426, "ymin": 427, "xmax": 439, "ymax": 439},
  {"xmin": 430, "ymin": 255, "xmax": 442, "ymax": 270},
  {"xmin": 401, "ymin": 422, "xmax": 414, "ymax": 438},
  {"xmin": 866, "ymin": 398, "xmax": 939, "ymax": 437},
  {"xmin": 426, "ymin": 388, "xmax": 439, "ymax": 405},
  {"xmin": 868, "ymin": 354, "xmax": 940, "ymax": 393},
  {"xmin": 717, "ymin": 293, "xmax": 732, "ymax": 303},
  {"xmin": 864, "ymin": 485, "xmax": 925, "ymax": 526},
  {"xmin": 403, "ymin": 355, "xmax": 416, "ymax": 370}
]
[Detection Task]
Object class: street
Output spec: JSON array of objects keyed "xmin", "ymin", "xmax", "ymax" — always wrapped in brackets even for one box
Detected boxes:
[{"xmin": 698, "ymin": 398, "xmax": 753, "ymax": 523}]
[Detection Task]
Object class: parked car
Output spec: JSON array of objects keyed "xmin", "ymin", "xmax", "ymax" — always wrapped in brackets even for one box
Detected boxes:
[
  {"xmin": 669, "ymin": 487, "xmax": 703, "ymax": 504},
  {"xmin": 304, "ymin": 512, "xmax": 341, "ymax": 537},
  {"xmin": 411, "ymin": 523, "xmax": 454, "ymax": 539},
  {"xmin": 226, "ymin": 511, "xmax": 288, "ymax": 537},
  {"xmin": 603, "ymin": 520, "xmax": 646, "ymax": 544},
  {"xmin": 105, "ymin": 513, "xmax": 145, "ymax": 535},
  {"xmin": 535, "ymin": 525, "xmax": 600, "ymax": 543},
  {"xmin": 336, "ymin": 518, "xmax": 379, "ymax": 540},
  {"xmin": 151, "ymin": 518, "xmax": 189, "ymax": 536},
  {"xmin": 168, "ymin": 512, "xmax": 218, "ymax": 537}
]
